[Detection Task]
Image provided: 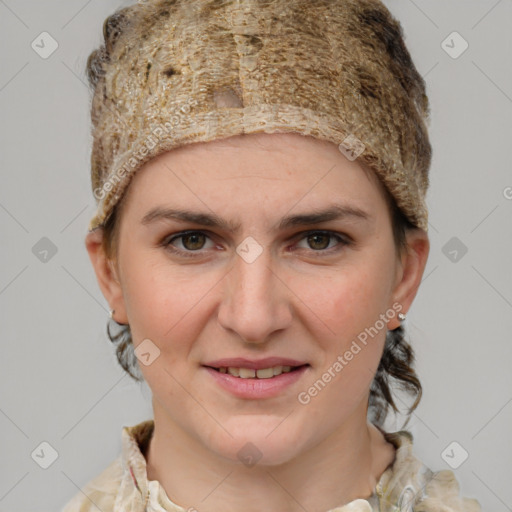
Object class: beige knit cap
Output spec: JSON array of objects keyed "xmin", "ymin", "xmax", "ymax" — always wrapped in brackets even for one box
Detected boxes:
[{"xmin": 86, "ymin": 0, "xmax": 431, "ymax": 233}]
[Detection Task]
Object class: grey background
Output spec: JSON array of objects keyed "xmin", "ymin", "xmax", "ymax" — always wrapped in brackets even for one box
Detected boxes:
[{"xmin": 0, "ymin": 1, "xmax": 511, "ymax": 511}]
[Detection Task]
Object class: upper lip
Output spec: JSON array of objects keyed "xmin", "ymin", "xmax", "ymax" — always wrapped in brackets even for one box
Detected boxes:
[{"xmin": 203, "ymin": 357, "xmax": 308, "ymax": 370}]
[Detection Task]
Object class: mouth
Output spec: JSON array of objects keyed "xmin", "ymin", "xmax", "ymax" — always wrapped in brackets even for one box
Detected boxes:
[
  {"xmin": 201, "ymin": 357, "xmax": 310, "ymax": 398},
  {"xmin": 204, "ymin": 364, "xmax": 310, "ymax": 379},
  {"xmin": 202, "ymin": 363, "xmax": 310, "ymax": 399}
]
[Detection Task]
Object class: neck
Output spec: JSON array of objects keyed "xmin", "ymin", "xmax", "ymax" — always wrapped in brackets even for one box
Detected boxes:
[{"xmin": 145, "ymin": 403, "xmax": 396, "ymax": 512}]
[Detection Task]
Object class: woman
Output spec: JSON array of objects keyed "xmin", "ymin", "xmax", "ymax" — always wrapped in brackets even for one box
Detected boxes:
[{"xmin": 62, "ymin": 0, "xmax": 482, "ymax": 510}]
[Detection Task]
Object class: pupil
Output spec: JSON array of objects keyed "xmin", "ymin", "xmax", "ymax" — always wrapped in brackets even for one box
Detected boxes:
[
  {"xmin": 184, "ymin": 233, "xmax": 204, "ymax": 250},
  {"xmin": 308, "ymin": 234, "xmax": 329, "ymax": 250}
]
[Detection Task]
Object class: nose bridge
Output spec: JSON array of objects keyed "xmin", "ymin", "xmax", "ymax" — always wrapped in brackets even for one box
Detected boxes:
[
  {"xmin": 235, "ymin": 250, "xmax": 274, "ymax": 305},
  {"xmin": 218, "ymin": 247, "xmax": 289, "ymax": 342}
]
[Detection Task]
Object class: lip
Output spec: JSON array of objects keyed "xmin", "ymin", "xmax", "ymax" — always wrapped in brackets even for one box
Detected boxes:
[
  {"xmin": 203, "ymin": 364, "xmax": 310, "ymax": 400},
  {"xmin": 203, "ymin": 357, "xmax": 307, "ymax": 370}
]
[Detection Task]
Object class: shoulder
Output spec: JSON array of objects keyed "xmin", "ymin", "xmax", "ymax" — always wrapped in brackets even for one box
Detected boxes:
[
  {"xmin": 60, "ymin": 419, "xmax": 154, "ymax": 512},
  {"xmin": 378, "ymin": 430, "xmax": 482, "ymax": 512},
  {"xmin": 61, "ymin": 455, "xmax": 123, "ymax": 512}
]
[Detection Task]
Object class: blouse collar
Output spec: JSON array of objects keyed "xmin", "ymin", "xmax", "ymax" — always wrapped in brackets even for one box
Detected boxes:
[{"xmin": 117, "ymin": 419, "xmax": 432, "ymax": 512}]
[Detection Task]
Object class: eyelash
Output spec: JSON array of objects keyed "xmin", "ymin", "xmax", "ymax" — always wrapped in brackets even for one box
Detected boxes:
[{"xmin": 160, "ymin": 230, "xmax": 352, "ymax": 259}]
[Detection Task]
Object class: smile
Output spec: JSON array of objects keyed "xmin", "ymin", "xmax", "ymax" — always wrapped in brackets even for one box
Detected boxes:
[{"xmin": 207, "ymin": 365, "xmax": 305, "ymax": 379}]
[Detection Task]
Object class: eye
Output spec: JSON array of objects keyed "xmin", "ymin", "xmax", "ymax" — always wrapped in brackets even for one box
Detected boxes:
[
  {"xmin": 163, "ymin": 230, "xmax": 216, "ymax": 257},
  {"xmin": 294, "ymin": 230, "xmax": 351, "ymax": 254},
  {"xmin": 161, "ymin": 229, "xmax": 351, "ymax": 259}
]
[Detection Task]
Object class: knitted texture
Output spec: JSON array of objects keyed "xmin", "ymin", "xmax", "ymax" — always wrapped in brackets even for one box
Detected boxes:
[{"xmin": 86, "ymin": 0, "xmax": 432, "ymax": 232}]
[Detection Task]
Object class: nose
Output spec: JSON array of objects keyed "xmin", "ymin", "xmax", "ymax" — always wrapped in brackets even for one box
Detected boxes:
[{"xmin": 217, "ymin": 247, "xmax": 292, "ymax": 344}]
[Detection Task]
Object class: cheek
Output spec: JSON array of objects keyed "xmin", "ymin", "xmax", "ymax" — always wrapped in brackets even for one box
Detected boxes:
[
  {"xmin": 299, "ymin": 262, "xmax": 393, "ymax": 345},
  {"xmin": 292, "ymin": 257, "xmax": 394, "ymax": 401},
  {"xmin": 121, "ymin": 254, "xmax": 214, "ymax": 351}
]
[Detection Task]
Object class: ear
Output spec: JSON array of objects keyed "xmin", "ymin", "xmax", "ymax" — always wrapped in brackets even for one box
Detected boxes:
[
  {"xmin": 85, "ymin": 228, "xmax": 128, "ymax": 324},
  {"xmin": 387, "ymin": 229, "xmax": 430, "ymax": 330}
]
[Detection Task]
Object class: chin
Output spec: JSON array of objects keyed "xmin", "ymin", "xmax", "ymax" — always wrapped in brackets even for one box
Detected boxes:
[{"xmin": 206, "ymin": 420, "xmax": 306, "ymax": 467}]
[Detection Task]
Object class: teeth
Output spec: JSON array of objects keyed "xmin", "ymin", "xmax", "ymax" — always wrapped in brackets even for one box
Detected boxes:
[
  {"xmin": 239, "ymin": 368, "xmax": 256, "ymax": 378},
  {"xmin": 256, "ymin": 367, "xmax": 274, "ymax": 379},
  {"xmin": 217, "ymin": 365, "xmax": 301, "ymax": 378}
]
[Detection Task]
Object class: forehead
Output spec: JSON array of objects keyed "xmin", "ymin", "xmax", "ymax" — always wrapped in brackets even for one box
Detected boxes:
[
  {"xmin": 177, "ymin": 132, "xmax": 387, "ymax": 191},
  {"xmin": 116, "ymin": 132, "xmax": 392, "ymax": 221}
]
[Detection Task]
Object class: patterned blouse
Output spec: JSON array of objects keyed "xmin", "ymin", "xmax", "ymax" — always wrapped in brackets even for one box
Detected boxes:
[{"xmin": 61, "ymin": 419, "xmax": 482, "ymax": 512}]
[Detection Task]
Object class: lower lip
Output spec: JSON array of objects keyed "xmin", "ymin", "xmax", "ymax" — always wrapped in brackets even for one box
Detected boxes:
[{"xmin": 203, "ymin": 365, "xmax": 309, "ymax": 399}]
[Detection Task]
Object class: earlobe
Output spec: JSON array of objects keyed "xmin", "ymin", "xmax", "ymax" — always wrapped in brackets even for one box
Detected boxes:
[
  {"xmin": 84, "ymin": 229, "xmax": 128, "ymax": 323},
  {"xmin": 387, "ymin": 230, "xmax": 430, "ymax": 330}
]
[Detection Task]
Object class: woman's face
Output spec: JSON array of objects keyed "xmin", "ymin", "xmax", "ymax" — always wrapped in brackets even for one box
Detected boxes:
[{"xmin": 96, "ymin": 132, "xmax": 427, "ymax": 465}]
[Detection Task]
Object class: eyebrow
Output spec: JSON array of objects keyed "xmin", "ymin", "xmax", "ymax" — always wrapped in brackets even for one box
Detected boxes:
[{"xmin": 141, "ymin": 204, "xmax": 372, "ymax": 233}]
